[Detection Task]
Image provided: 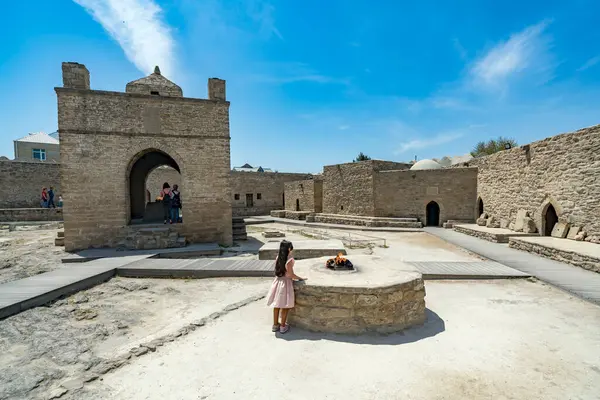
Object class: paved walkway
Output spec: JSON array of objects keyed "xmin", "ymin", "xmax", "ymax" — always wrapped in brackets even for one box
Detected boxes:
[
  {"xmin": 246, "ymin": 216, "xmax": 422, "ymax": 232},
  {"xmin": 425, "ymin": 228, "xmax": 600, "ymax": 304}
]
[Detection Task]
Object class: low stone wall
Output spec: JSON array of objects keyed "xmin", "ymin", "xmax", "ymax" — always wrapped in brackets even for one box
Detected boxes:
[
  {"xmin": 0, "ymin": 208, "xmax": 63, "ymax": 222},
  {"xmin": 509, "ymin": 238, "xmax": 600, "ymax": 273},
  {"xmin": 453, "ymin": 225, "xmax": 514, "ymax": 243},
  {"xmin": 285, "ymin": 210, "xmax": 312, "ymax": 220},
  {"xmin": 290, "ymin": 278, "xmax": 426, "ymax": 334},
  {"xmin": 270, "ymin": 210, "xmax": 286, "ymax": 218},
  {"xmin": 314, "ymin": 213, "xmax": 422, "ymax": 228}
]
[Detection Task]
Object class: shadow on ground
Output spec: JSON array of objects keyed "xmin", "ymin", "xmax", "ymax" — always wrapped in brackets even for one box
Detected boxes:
[{"xmin": 279, "ymin": 308, "xmax": 445, "ymax": 345}]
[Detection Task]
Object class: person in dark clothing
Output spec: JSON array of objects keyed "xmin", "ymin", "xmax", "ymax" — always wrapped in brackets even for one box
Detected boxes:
[
  {"xmin": 160, "ymin": 182, "xmax": 172, "ymax": 224},
  {"xmin": 48, "ymin": 187, "xmax": 56, "ymax": 208},
  {"xmin": 171, "ymin": 184, "xmax": 182, "ymax": 223}
]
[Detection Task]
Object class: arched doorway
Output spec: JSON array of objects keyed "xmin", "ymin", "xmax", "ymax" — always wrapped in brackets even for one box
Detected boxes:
[
  {"xmin": 477, "ymin": 197, "xmax": 484, "ymax": 217},
  {"xmin": 128, "ymin": 149, "xmax": 180, "ymax": 224},
  {"xmin": 426, "ymin": 201, "xmax": 440, "ymax": 227},
  {"xmin": 295, "ymin": 199, "xmax": 300, "ymax": 211},
  {"xmin": 543, "ymin": 204, "xmax": 558, "ymax": 236}
]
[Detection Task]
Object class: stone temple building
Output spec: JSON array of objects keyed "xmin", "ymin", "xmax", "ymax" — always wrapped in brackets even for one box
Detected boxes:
[{"xmin": 56, "ymin": 62, "xmax": 232, "ymax": 251}]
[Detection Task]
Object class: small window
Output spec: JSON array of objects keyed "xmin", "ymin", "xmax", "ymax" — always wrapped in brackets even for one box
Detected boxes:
[
  {"xmin": 150, "ymin": 91, "xmax": 160, "ymax": 95},
  {"xmin": 32, "ymin": 148, "xmax": 46, "ymax": 161},
  {"xmin": 246, "ymin": 194, "xmax": 254, "ymax": 207},
  {"xmin": 257, "ymin": 193, "xmax": 262, "ymax": 200},
  {"xmin": 234, "ymin": 194, "xmax": 240, "ymax": 200}
]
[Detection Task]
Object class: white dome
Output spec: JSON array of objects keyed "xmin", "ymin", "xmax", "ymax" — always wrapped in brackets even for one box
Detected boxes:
[{"xmin": 410, "ymin": 159, "xmax": 443, "ymax": 170}]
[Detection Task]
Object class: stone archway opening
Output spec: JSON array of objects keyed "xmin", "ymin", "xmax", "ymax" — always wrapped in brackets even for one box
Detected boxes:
[
  {"xmin": 296, "ymin": 199, "xmax": 300, "ymax": 211},
  {"xmin": 543, "ymin": 204, "xmax": 558, "ymax": 236},
  {"xmin": 426, "ymin": 201, "xmax": 440, "ymax": 227},
  {"xmin": 477, "ymin": 197, "xmax": 484, "ymax": 217},
  {"xmin": 129, "ymin": 149, "xmax": 181, "ymax": 224}
]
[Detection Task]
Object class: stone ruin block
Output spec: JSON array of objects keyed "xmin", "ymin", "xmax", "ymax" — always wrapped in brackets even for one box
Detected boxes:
[
  {"xmin": 476, "ymin": 213, "xmax": 488, "ymax": 226},
  {"xmin": 551, "ymin": 222, "xmax": 570, "ymax": 238},
  {"xmin": 486, "ymin": 216, "xmax": 500, "ymax": 228},
  {"xmin": 513, "ymin": 209, "xmax": 530, "ymax": 232},
  {"xmin": 500, "ymin": 219, "xmax": 510, "ymax": 229},
  {"xmin": 522, "ymin": 217, "xmax": 537, "ymax": 234},
  {"xmin": 566, "ymin": 226, "xmax": 582, "ymax": 240},
  {"xmin": 262, "ymin": 230, "xmax": 285, "ymax": 238}
]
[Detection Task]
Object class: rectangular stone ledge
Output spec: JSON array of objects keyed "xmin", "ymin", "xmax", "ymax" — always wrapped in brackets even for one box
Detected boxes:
[
  {"xmin": 314, "ymin": 214, "xmax": 422, "ymax": 229},
  {"xmin": 55, "ymin": 87, "xmax": 231, "ymax": 105},
  {"xmin": 453, "ymin": 224, "xmax": 537, "ymax": 243},
  {"xmin": 270, "ymin": 210, "xmax": 287, "ymax": 218},
  {"xmin": 509, "ymin": 238, "xmax": 600, "ymax": 273},
  {"xmin": 0, "ymin": 208, "xmax": 63, "ymax": 222}
]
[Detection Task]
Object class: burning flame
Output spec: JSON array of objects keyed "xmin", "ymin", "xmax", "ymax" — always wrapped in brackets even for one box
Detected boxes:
[{"xmin": 334, "ymin": 252, "xmax": 347, "ymax": 265}]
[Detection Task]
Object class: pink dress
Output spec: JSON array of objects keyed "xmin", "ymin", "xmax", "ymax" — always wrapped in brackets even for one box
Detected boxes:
[{"xmin": 266, "ymin": 258, "xmax": 295, "ymax": 308}]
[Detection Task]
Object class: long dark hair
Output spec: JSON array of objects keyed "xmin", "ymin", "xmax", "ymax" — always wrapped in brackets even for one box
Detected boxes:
[
  {"xmin": 275, "ymin": 240, "xmax": 293, "ymax": 277},
  {"xmin": 163, "ymin": 182, "xmax": 170, "ymax": 189}
]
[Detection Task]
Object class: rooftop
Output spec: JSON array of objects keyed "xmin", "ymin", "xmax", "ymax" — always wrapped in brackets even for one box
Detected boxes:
[{"xmin": 14, "ymin": 132, "xmax": 59, "ymax": 145}]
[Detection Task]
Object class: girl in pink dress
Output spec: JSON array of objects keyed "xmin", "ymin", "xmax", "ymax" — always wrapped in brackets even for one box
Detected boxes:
[{"xmin": 266, "ymin": 240, "xmax": 305, "ymax": 333}]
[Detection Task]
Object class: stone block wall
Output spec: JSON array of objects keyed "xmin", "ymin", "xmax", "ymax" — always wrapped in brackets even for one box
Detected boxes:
[
  {"xmin": 230, "ymin": 171, "xmax": 311, "ymax": 216},
  {"xmin": 374, "ymin": 168, "xmax": 478, "ymax": 223},
  {"xmin": 56, "ymin": 76, "xmax": 232, "ymax": 251},
  {"xmin": 323, "ymin": 160, "xmax": 409, "ymax": 216},
  {"xmin": 0, "ymin": 160, "xmax": 61, "ymax": 208},
  {"xmin": 284, "ymin": 179, "xmax": 323, "ymax": 212},
  {"xmin": 0, "ymin": 208, "xmax": 63, "ymax": 222},
  {"xmin": 470, "ymin": 125, "xmax": 600, "ymax": 236}
]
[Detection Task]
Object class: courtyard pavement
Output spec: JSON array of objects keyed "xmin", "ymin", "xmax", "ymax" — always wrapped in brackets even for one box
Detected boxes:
[{"xmin": 425, "ymin": 227, "xmax": 600, "ymax": 304}]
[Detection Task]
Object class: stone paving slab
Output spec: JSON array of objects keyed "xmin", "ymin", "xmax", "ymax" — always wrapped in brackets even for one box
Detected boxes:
[
  {"xmin": 0, "ymin": 255, "xmax": 151, "ymax": 319},
  {"xmin": 407, "ymin": 261, "xmax": 530, "ymax": 280},
  {"xmin": 62, "ymin": 243, "xmax": 221, "ymax": 263},
  {"xmin": 246, "ymin": 215, "xmax": 422, "ymax": 233},
  {"xmin": 258, "ymin": 239, "xmax": 346, "ymax": 260},
  {"xmin": 426, "ymin": 227, "xmax": 600, "ymax": 304},
  {"xmin": 117, "ymin": 258, "xmax": 274, "ymax": 278}
]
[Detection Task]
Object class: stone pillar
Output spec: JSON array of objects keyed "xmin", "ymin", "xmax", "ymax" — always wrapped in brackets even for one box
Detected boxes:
[
  {"xmin": 208, "ymin": 78, "xmax": 226, "ymax": 101},
  {"xmin": 62, "ymin": 62, "xmax": 90, "ymax": 90}
]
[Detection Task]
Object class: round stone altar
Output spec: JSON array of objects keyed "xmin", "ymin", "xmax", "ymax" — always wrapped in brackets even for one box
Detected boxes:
[{"xmin": 289, "ymin": 255, "xmax": 426, "ymax": 334}]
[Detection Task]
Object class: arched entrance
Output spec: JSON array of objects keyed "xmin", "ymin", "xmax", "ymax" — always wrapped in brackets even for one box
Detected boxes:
[
  {"xmin": 128, "ymin": 149, "xmax": 180, "ymax": 224},
  {"xmin": 426, "ymin": 201, "xmax": 440, "ymax": 227},
  {"xmin": 543, "ymin": 204, "xmax": 558, "ymax": 236},
  {"xmin": 295, "ymin": 199, "xmax": 300, "ymax": 211},
  {"xmin": 477, "ymin": 197, "xmax": 484, "ymax": 217}
]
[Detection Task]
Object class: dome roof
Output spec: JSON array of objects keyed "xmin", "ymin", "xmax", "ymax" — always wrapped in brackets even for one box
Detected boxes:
[
  {"xmin": 410, "ymin": 159, "xmax": 443, "ymax": 170},
  {"xmin": 125, "ymin": 66, "xmax": 183, "ymax": 97}
]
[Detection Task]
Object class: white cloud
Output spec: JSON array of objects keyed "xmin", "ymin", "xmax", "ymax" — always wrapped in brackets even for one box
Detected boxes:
[
  {"xmin": 470, "ymin": 19, "xmax": 552, "ymax": 89},
  {"xmin": 74, "ymin": 0, "xmax": 176, "ymax": 77},
  {"xmin": 246, "ymin": 0, "xmax": 283, "ymax": 40},
  {"xmin": 452, "ymin": 37, "xmax": 468, "ymax": 61},
  {"xmin": 394, "ymin": 131, "xmax": 464, "ymax": 154},
  {"xmin": 577, "ymin": 55, "xmax": 600, "ymax": 72}
]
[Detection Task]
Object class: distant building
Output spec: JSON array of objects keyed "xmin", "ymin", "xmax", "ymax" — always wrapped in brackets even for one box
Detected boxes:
[
  {"xmin": 13, "ymin": 132, "xmax": 60, "ymax": 162},
  {"xmin": 232, "ymin": 163, "xmax": 273, "ymax": 173}
]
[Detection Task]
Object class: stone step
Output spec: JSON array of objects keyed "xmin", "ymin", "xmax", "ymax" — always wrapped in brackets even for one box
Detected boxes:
[
  {"xmin": 233, "ymin": 233, "xmax": 248, "ymax": 241},
  {"xmin": 176, "ymin": 237, "xmax": 186, "ymax": 247},
  {"xmin": 232, "ymin": 223, "xmax": 246, "ymax": 229},
  {"xmin": 57, "ymin": 231, "xmax": 64, "ymax": 238},
  {"xmin": 55, "ymin": 237, "xmax": 65, "ymax": 246}
]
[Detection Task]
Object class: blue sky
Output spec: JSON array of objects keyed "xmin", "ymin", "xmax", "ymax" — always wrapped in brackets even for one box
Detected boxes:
[{"xmin": 1, "ymin": 0, "xmax": 600, "ymax": 173}]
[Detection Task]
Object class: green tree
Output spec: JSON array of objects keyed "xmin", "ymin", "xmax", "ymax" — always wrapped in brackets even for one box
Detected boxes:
[
  {"xmin": 353, "ymin": 152, "xmax": 372, "ymax": 162},
  {"xmin": 470, "ymin": 137, "xmax": 518, "ymax": 157}
]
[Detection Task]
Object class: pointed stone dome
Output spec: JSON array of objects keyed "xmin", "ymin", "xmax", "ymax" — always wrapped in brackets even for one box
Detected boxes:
[{"xmin": 125, "ymin": 66, "xmax": 183, "ymax": 97}]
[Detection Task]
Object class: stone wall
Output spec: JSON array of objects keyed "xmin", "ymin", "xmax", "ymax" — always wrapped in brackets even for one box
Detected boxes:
[
  {"xmin": 284, "ymin": 179, "xmax": 323, "ymax": 212},
  {"xmin": 56, "ymin": 68, "xmax": 232, "ymax": 251},
  {"xmin": 0, "ymin": 160, "xmax": 61, "ymax": 208},
  {"xmin": 373, "ymin": 168, "xmax": 478, "ymax": 224},
  {"xmin": 509, "ymin": 238, "xmax": 600, "ymax": 273},
  {"xmin": 323, "ymin": 160, "xmax": 409, "ymax": 216},
  {"xmin": 230, "ymin": 171, "xmax": 311, "ymax": 217},
  {"xmin": 0, "ymin": 208, "xmax": 63, "ymax": 222},
  {"xmin": 470, "ymin": 125, "xmax": 600, "ymax": 236}
]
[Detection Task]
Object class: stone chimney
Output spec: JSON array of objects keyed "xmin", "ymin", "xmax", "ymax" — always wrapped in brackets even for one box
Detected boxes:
[
  {"xmin": 208, "ymin": 78, "xmax": 226, "ymax": 101},
  {"xmin": 62, "ymin": 62, "xmax": 90, "ymax": 90}
]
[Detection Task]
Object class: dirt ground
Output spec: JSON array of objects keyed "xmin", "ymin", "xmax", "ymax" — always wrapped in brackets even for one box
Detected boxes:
[
  {"xmin": 84, "ymin": 279, "xmax": 600, "ymax": 400},
  {"xmin": 0, "ymin": 277, "xmax": 270, "ymax": 400},
  {"xmin": 0, "ymin": 225, "xmax": 65, "ymax": 284}
]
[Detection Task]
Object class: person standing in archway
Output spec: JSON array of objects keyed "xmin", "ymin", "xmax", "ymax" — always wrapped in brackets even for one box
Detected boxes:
[
  {"xmin": 160, "ymin": 182, "xmax": 172, "ymax": 224},
  {"xmin": 171, "ymin": 184, "xmax": 182, "ymax": 223}
]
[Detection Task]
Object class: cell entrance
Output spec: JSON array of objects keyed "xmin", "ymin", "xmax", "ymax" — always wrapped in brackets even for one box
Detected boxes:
[
  {"xmin": 477, "ymin": 198, "xmax": 484, "ymax": 217},
  {"xmin": 544, "ymin": 204, "xmax": 558, "ymax": 236},
  {"xmin": 426, "ymin": 201, "xmax": 440, "ymax": 227}
]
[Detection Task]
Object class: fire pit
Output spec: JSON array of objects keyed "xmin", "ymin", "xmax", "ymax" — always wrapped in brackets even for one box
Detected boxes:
[
  {"xmin": 290, "ymin": 255, "xmax": 426, "ymax": 335},
  {"xmin": 326, "ymin": 253, "xmax": 354, "ymax": 270}
]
